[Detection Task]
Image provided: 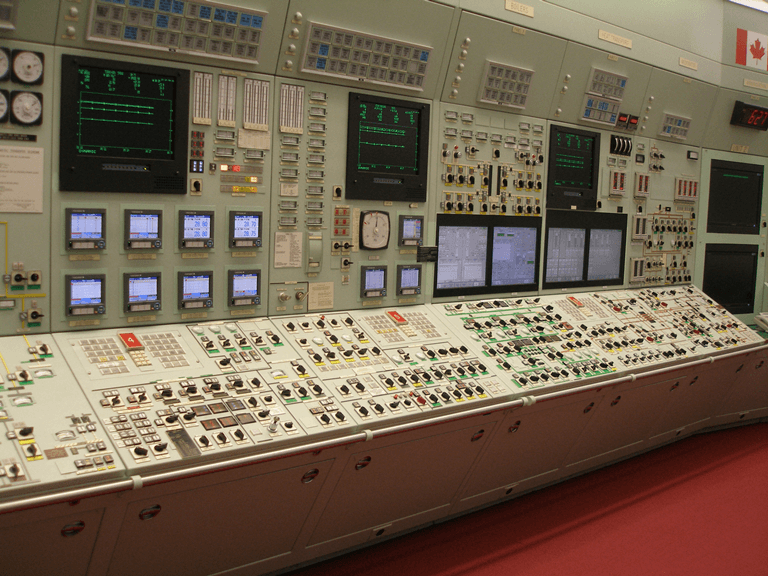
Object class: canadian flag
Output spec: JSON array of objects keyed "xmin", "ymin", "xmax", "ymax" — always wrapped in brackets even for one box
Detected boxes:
[{"xmin": 736, "ymin": 28, "xmax": 768, "ymax": 70}]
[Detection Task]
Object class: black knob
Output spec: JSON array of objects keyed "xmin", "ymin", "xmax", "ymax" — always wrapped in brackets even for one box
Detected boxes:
[
  {"xmin": 183, "ymin": 412, "xmax": 195, "ymax": 421},
  {"xmin": 234, "ymin": 429, "xmax": 245, "ymax": 440},
  {"xmin": 134, "ymin": 447, "xmax": 148, "ymax": 457},
  {"xmin": 154, "ymin": 443, "xmax": 168, "ymax": 452},
  {"xmin": 200, "ymin": 436, "xmax": 210, "ymax": 447}
]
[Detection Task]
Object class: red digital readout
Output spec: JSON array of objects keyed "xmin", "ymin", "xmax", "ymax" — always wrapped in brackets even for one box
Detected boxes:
[
  {"xmin": 232, "ymin": 165, "xmax": 241, "ymax": 172},
  {"xmin": 747, "ymin": 108, "xmax": 768, "ymax": 126}
]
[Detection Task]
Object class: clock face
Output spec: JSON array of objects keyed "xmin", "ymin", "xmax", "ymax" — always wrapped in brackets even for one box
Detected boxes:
[{"xmin": 359, "ymin": 210, "xmax": 390, "ymax": 250}]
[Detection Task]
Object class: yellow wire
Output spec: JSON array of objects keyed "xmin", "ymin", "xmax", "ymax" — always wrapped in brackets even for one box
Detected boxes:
[{"xmin": 0, "ymin": 350, "xmax": 9, "ymax": 374}]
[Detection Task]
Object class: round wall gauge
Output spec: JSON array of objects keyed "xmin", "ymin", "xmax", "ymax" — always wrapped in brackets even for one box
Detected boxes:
[
  {"xmin": 11, "ymin": 50, "xmax": 44, "ymax": 85},
  {"xmin": 10, "ymin": 91, "xmax": 43, "ymax": 125},
  {"xmin": 359, "ymin": 210, "xmax": 390, "ymax": 250},
  {"xmin": 0, "ymin": 90, "xmax": 9, "ymax": 123},
  {"xmin": 0, "ymin": 48, "xmax": 10, "ymax": 81}
]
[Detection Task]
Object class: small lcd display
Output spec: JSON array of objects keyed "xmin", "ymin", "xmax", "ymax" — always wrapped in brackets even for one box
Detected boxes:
[
  {"xmin": 129, "ymin": 213, "xmax": 160, "ymax": 239},
  {"xmin": 66, "ymin": 274, "xmax": 106, "ymax": 316},
  {"xmin": 229, "ymin": 211, "xmax": 262, "ymax": 248},
  {"xmin": 183, "ymin": 214, "xmax": 212, "ymax": 239},
  {"xmin": 361, "ymin": 266, "xmax": 387, "ymax": 297},
  {"xmin": 182, "ymin": 275, "xmax": 210, "ymax": 299},
  {"xmin": 397, "ymin": 264, "xmax": 421, "ymax": 296},
  {"xmin": 70, "ymin": 212, "xmax": 103, "ymax": 239},
  {"xmin": 179, "ymin": 211, "xmax": 214, "ymax": 248},
  {"xmin": 66, "ymin": 208, "xmax": 107, "ymax": 250},
  {"xmin": 228, "ymin": 269, "xmax": 260, "ymax": 306},
  {"xmin": 70, "ymin": 277, "xmax": 103, "ymax": 305},
  {"xmin": 399, "ymin": 215, "xmax": 424, "ymax": 246},
  {"xmin": 124, "ymin": 273, "xmax": 161, "ymax": 312}
]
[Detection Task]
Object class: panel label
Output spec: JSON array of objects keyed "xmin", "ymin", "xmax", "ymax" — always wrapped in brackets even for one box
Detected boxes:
[
  {"xmin": 679, "ymin": 57, "xmax": 698, "ymax": 71},
  {"xmin": 505, "ymin": 0, "xmax": 534, "ymax": 18},
  {"xmin": 744, "ymin": 78, "xmax": 768, "ymax": 91},
  {"xmin": 598, "ymin": 30, "xmax": 632, "ymax": 49}
]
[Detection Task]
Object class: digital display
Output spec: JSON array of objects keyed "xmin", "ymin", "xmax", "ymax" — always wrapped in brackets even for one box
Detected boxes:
[
  {"xmin": 228, "ymin": 270, "xmax": 260, "ymax": 306},
  {"xmin": 59, "ymin": 55, "xmax": 189, "ymax": 194},
  {"xmin": 434, "ymin": 214, "xmax": 542, "ymax": 298},
  {"xmin": 587, "ymin": 229, "xmax": 624, "ymax": 281},
  {"xmin": 363, "ymin": 267, "xmax": 386, "ymax": 293},
  {"xmin": 397, "ymin": 264, "xmax": 422, "ymax": 296},
  {"xmin": 730, "ymin": 101, "xmax": 768, "ymax": 131},
  {"xmin": 707, "ymin": 160, "xmax": 764, "ymax": 235},
  {"xmin": 346, "ymin": 92, "xmax": 430, "ymax": 202},
  {"xmin": 230, "ymin": 211, "xmax": 262, "ymax": 248},
  {"xmin": 399, "ymin": 215, "xmax": 424, "ymax": 246},
  {"xmin": 129, "ymin": 213, "xmax": 160, "ymax": 239},
  {"xmin": 435, "ymin": 226, "xmax": 488, "ymax": 291},
  {"xmin": 543, "ymin": 210, "xmax": 626, "ymax": 288},
  {"xmin": 491, "ymin": 226, "xmax": 538, "ymax": 286},
  {"xmin": 70, "ymin": 212, "xmax": 103, "ymax": 240},
  {"xmin": 547, "ymin": 124, "xmax": 601, "ymax": 211},
  {"xmin": 400, "ymin": 267, "xmax": 420, "ymax": 288},
  {"xmin": 124, "ymin": 273, "xmax": 161, "ymax": 312},
  {"xmin": 73, "ymin": 64, "xmax": 176, "ymax": 160},
  {"xmin": 183, "ymin": 214, "xmax": 212, "ymax": 239},
  {"xmin": 70, "ymin": 277, "xmax": 103, "ymax": 305},
  {"xmin": 182, "ymin": 274, "xmax": 210, "ymax": 300}
]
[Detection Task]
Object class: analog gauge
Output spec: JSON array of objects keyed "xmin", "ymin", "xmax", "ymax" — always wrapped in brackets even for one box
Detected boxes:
[
  {"xmin": 10, "ymin": 91, "xmax": 43, "ymax": 125},
  {"xmin": 359, "ymin": 210, "xmax": 390, "ymax": 250},
  {"xmin": 0, "ymin": 90, "xmax": 8, "ymax": 123},
  {"xmin": 0, "ymin": 47, "xmax": 9, "ymax": 81},
  {"xmin": 11, "ymin": 50, "xmax": 44, "ymax": 85}
]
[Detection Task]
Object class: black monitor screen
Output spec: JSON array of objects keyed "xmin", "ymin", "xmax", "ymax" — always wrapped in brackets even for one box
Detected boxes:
[
  {"xmin": 707, "ymin": 160, "xmax": 763, "ymax": 235},
  {"xmin": 702, "ymin": 244, "xmax": 758, "ymax": 315},
  {"xmin": 59, "ymin": 54, "xmax": 189, "ymax": 194},
  {"xmin": 346, "ymin": 92, "xmax": 429, "ymax": 202},
  {"xmin": 547, "ymin": 124, "xmax": 600, "ymax": 211},
  {"xmin": 434, "ymin": 214, "xmax": 542, "ymax": 298},
  {"xmin": 491, "ymin": 226, "xmax": 539, "ymax": 286},
  {"xmin": 543, "ymin": 210, "xmax": 627, "ymax": 289}
]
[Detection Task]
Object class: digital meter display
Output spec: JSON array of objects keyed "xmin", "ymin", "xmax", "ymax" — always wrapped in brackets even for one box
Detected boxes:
[
  {"xmin": 228, "ymin": 269, "xmax": 261, "ymax": 306},
  {"xmin": 178, "ymin": 271, "xmax": 213, "ymax": 309},
  {"xmin": 66, "ymin": 208, "xmax": 106, "ymax": 250},
  {"xmin": 179, "ymin": 211, "xmax": 214, "ymax": 249},
  {"xmin": 730, "ymin": 101, "xmax": 768, "ymax": 131},
  {"xmin": 124, "ymin": 273, "xmax": 161, "ymax": 312},
  {"xmin": 125, "ymin": 209, "xmax": 162, "ymax": 249},
  {"xmin": 229, "ymin": 211, "xmax": 262, "ymax": 248},
  {"xmin": 66, "ymin": 274, "xmax": 106, "ymax": 316}
]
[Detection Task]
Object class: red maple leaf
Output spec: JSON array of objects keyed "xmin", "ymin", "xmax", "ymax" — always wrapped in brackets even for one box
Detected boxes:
[{"xmin": 751, "ymin": 38, "xmax": 766, "ymax": 61}]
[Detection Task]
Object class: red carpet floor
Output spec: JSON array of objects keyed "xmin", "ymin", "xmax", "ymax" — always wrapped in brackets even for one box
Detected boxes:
[{"xmin": 286, "ymin": 423, "xmax": 768, "ymax": 576}]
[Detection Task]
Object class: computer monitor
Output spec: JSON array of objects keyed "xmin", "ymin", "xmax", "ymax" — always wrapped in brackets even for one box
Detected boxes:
[
  {"xmin": 543, "ymin": 210, "xmax": 627, "ymax": 289},
  {"xmin": 59, "ymin": 55, "xmax": 189, "ymax": 194},
  {"xmin": 434, "ymin": 214, "xmax": 541, "ymax": 298},
  {"xmin": 707, "ymin": 159, "xmax": 764, "ymax": 235},
  {"xmin": 346, "ymin": 92, "xmax": 430, "ymax": 203},
  {"xmin": 547, "ymin": 124, "xmax": 601, "ymax": 211},
  {"xmin": 702, "ymin": 244, "xmax": 759, "ymax": 315}
]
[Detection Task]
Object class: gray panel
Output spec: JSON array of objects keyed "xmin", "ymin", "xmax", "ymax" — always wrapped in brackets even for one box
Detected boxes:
[
  {"xmin": 272, "ymin": 0, "xmax": 457, "ymax": 100},
  {"xmin": 702, "ymin": 87, "xmax": 768, "ymax": 156},
  {"xmin": 53, "ymin": 0, "xmax": 290, "ymax": 76},
  {"xmin": 0, "ymin": 0, "xmax": 59, "ymax": 44},
  {"xmin": 546, "ymin": 0, "xmax": 724, "ymax": 64},
  {"xmin": 639, "ymin": 68, "xmax": 719, "ymax": 147},
  {"xmin": 440, "ymin": 12, "xmax": 566, "ymax": 120},
  {"xmin": 549, "ymin": 42, "xmax": 652, "ymax": 127}
]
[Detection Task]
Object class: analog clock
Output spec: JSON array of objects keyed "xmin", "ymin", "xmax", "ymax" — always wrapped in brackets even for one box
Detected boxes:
[
  {"xmin": 359, "ymin": 210, "xmax": 390, "ymax": 250},
  {"xmin": 11, "ymin": 50, "xmax": 44, "ymax": 85}
]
